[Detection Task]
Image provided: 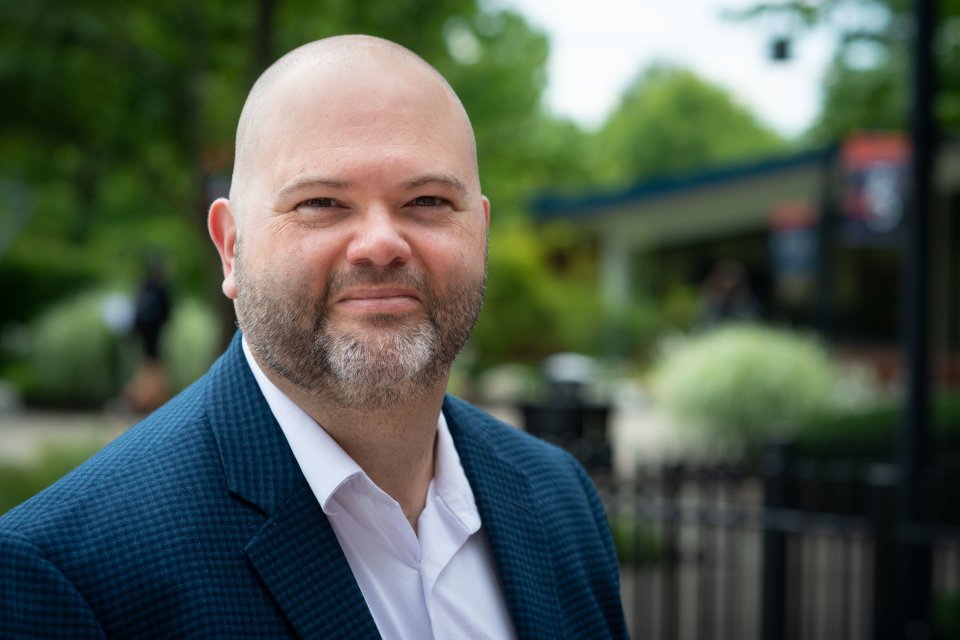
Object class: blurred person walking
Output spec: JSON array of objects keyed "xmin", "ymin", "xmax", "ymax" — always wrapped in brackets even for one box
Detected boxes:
[{"xmin": 122, "ymin": 257, "xmax": 173, "ymax": 413}]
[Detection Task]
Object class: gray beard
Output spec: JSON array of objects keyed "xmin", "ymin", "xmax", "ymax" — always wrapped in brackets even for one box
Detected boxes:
[{"xmin": 234, "ymin": 255, "xmax": 485, "ymax": 410}]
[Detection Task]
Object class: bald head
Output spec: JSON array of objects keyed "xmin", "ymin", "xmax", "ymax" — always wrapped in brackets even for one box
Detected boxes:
[{"xmin": 229, "ymin": 35, "xmax": 478, "ymax": 211}]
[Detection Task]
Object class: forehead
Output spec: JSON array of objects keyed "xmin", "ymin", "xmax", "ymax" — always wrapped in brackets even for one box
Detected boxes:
[{"xmin": 251, "ymin": 63, "xmax": 476, "ymax": 193}]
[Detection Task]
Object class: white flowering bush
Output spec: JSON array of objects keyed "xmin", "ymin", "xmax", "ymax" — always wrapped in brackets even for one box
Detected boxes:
[{"xmin": 653, "ymin": 324, "xmax": 836, "ymax": 448}]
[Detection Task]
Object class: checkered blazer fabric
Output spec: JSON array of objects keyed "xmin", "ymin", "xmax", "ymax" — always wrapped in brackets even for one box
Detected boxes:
[{"xmin": 0, "ymin": 332, "xmax": 627, "ymax": 639}]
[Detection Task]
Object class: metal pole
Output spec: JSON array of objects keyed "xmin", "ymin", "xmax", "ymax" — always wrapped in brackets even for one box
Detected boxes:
[
  {"xmin": 761, "ymin": 440, "xmax": 795, "ymax": 640},
  {"xmin": 898, "ymin": 0, "xmax": 935, "ymax": 636},
  {"xmin": 870, "ymin": 465, "xmax": 899, "ymax": 640},
  {"xmin": 814, "ymin": 145, "xmax": 838, "ymax": 342}
]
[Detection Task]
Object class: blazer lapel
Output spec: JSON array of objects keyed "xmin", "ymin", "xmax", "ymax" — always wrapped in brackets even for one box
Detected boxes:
[
  {"xmin": 245, "ymin": 485, "xmax": 378, "ymax": 639},
  {"xmin": 204, "ymin": 332, "xmax": 379, "ymax": 639},
  {"xmin": 444, "ymin": 397, "xmax": 564, "ymax": 639}
]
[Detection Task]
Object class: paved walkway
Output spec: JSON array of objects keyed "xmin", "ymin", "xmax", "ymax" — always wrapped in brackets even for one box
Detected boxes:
[{"xmin": 0, "ymin": 410, "xmax": 134, "ymax": 463}]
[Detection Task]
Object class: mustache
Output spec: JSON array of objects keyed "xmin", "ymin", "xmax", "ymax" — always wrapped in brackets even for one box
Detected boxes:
[{"xmin": 323, "ymin": 264, "xmax": 430, "ymax": 302}]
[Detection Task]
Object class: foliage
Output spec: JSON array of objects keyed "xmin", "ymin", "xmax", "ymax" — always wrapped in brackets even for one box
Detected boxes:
[
  {"xmin": 653, "ymin": 324, "xmax": 836, "ymax": 448},
  {"xmin": 796, "ymin": 392, "xmax": 960, "ymax": 459},
  {"xmin": 0, "ymin": 442, "xmax": 102, "ymax": 516},
  {"xmin": 470, "ymin": 223, "xmax": 573, "ymax": 371},
  {"xmin": 17, "ymin": 291, "xmax": 127, "ymax": 408},
  {"xmin": 0, "ymin": 2, "xmax": 232, "ymax": 300},
  {"xmin": 0, "ymin": 242, "xmax": 101, "ymax": 329},
  {"xmin": 470, "ymin": 221, "xmax": 667, "ymax": 373},
  {"xmin": 608, "ymin": 516, "xmax": 662, "ymax": 566},
  {"xmin": 807, "ymin": 53, "xmax": 909, "ymax": 141},
  {"xmin": 594, "ymin": 302, "xmax": 664, "ymax": 363},
  {"xmin": 0, "ymin": 0, "xmax": 558, "ymax": 295},
  {"xmin": 590, "ymin": 65, "xmax": 787, "ymax": 187},
  {"xmin": 733, "ymin": 0, "xmax": 960, "ymax": 141}
]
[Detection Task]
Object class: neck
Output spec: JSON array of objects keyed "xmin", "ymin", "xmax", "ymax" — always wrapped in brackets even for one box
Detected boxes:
[{"xmin": 276, "ymin": 372, "xmax": 449, "ymax": 531}]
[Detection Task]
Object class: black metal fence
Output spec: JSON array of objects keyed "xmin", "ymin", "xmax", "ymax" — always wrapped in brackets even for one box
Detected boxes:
[{"xmin": 598, "ymin": 443, "xmax": 960, "ymax": 640}]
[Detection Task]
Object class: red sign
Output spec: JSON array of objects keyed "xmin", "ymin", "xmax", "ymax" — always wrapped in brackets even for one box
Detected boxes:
[{"xmin": 842, "ymin": 132, "xmax": 909, "ymax": 238}]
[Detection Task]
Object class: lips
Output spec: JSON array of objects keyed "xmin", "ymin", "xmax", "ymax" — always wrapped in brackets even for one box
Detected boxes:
[{"xmin": 334, "ymin": 287, "xmax": 422, "ymax": 314}]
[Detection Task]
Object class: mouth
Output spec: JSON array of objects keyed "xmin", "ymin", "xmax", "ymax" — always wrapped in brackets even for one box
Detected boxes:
[{"xmin": 333, "ymin": 287, "xmax": 423, "ymax": 315}]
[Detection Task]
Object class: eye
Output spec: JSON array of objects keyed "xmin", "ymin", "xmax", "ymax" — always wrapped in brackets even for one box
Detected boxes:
[
  {"xmin": 411, "ymin": 195, "xmax": 449, "ymax": 207},
  {"xmin": 299, "ymin": 197, "xmax": 339, "ymax": 208}
]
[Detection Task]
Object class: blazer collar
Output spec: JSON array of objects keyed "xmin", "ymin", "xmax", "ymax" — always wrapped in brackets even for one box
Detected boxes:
[
  {"xmin": 203, "ymin": 332, "xmax": 379, "ymax": 639},
  {"xmin": 443, "ymin": 396, "xmax": 564, "ymax": 639}
]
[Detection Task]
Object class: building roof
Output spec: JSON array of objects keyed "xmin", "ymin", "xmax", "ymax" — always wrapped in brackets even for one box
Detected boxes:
[{"xmin": 532, "ymin": 147, "xmax": 835, "ymax": 221}]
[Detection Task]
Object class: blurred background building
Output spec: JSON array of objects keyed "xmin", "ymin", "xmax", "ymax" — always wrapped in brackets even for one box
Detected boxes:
[{"xmin": 534, "ymin": 133, "xmax": 960, "ymax": 389}]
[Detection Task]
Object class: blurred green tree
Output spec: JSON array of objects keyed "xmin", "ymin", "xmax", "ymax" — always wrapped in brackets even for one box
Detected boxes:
[
  {"xmin": 0, "ymin": 1, "xmax": 560, "ymax": 320},
  {"xmin": 731, "ymin": 0, "xmax": 960, "ymax": 141},
  {"xmin": 589, "ymin": 64, "xmax": 787, "ymax": 187}
]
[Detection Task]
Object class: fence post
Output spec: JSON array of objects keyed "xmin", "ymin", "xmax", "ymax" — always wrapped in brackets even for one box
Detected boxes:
[
  {"xmin": 662, "ymin": 463, "xmax": 682, "ymax": 640},
  {"xmin": 868, "ymin": 464, "xmax": 899, "ymax": 640},
  {"xmin": 761, "ymin": 439, "xmax": 796, "ymax": 640}
]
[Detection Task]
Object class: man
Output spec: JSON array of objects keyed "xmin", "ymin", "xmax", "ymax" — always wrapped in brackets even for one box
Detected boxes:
[{"xmin": 0, "ymin": 36, "xmax": 626, "ymax": 638}]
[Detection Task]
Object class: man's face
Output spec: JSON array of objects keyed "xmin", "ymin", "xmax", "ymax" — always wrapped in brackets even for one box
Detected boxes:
[{"xmin": 222, "ymin": 63, "xmax": 489, "ymax": 407}]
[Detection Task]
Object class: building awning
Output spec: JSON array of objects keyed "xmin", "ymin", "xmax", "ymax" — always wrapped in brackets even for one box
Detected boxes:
[{"xmin": 531, "ymin": 148, "xmax": 834, "ymax": 249}]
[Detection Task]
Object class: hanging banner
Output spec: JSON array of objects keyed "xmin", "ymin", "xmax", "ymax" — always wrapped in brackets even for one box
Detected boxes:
[
  {"xmin": 841, "ymin": 132, "xmax": 909, "ymax": 245},
  {"xmin": 769, "ymin": 200, "xmax": 816, "ymax": 307}
]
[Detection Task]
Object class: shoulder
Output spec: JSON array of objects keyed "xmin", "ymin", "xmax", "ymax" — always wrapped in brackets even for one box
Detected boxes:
[
  {"xmin": 0, "ymin": 366, "xmax": 270, "ymax": 628},
  {"xmin": 442, "ymin": 395, "xmax": 570, "ymax": 466},
  {"xmin": 0, "ymin": 337, "xmax": 257, "ymax": 543},
  {"xmin": 443, "ymin": 395, "xmax": 627, "ymax": 637},
  {"xmin": 0, "ymin": 375, "xmax": 218, "ymax": 550},
  {"xmin": 442, "ymin": 394, "xmax": 603, "ymax": 523}
]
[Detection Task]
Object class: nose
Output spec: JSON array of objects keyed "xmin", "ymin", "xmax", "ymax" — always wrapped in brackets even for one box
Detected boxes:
[{"xmin": 344, "ymin": 206, "xmax": 412, "ymax": 267}]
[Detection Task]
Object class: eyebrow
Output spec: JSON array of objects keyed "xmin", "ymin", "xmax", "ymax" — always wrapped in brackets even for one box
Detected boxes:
[
  {"xmin": 272, "ymin": 172, "xmax": 471, "ymax": 205},
  {"xmin": 273, "ymin": 176, "xmax": 351, "ymax": 204},
  {"xmin": 400, "ymin": 173, "xmax": 470, "ymax": 197}
]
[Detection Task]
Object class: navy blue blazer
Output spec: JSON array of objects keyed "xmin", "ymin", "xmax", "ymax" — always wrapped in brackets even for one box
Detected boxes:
[{"xmin": 0, "ymin": 333, "xmax": 626, "ymax": 638}]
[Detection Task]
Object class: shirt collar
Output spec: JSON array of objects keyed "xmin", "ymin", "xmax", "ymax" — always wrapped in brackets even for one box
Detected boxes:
[
  {"xmin": 241, "ymin": 336, "xmax": 480, "ymax": 531},
  {"xmin": 433, "ymin": 405, "xmax": 481, "ymax": 534}
]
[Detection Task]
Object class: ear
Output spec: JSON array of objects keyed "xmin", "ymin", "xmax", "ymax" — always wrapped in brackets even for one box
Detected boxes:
[
  {"xmin": 481, "ymin": 195, "xmax": 491, "ymax": 228},
  {"xmin": 208, "ymin": 198, "xmax": 239, "ymax": 300}
]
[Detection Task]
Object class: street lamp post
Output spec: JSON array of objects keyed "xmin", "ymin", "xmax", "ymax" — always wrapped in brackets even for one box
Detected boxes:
[{"xmin": 898, "ymin": 0, "xmax": 935, "ymax": 636}]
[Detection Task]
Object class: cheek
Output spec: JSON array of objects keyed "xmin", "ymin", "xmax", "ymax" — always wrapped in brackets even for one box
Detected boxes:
[
  {"xmin": 240, "ymin": 241, "xmax": 328, "ymax": 302},
  {"xmin": 418, "ymin": 232, "xmax": 486, "ymax": 288}
]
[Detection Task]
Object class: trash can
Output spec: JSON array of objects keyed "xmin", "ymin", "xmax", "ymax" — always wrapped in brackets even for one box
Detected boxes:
[{"xmin": 520, "ymin": 354, "xmax": 612, "ymax": 475}]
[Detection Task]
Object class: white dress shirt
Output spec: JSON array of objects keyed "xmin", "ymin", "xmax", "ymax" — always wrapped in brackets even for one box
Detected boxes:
[{"xmin": 242, "ymin": 340, "xmax": 516, "ymax": 639}]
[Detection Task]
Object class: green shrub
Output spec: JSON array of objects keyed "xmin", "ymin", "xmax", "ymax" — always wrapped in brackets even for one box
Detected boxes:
[
  {"xmin": 470, "ymin": 222, "xmax": 667, "ymax": 372},
  {"xmin": 19, "ymin": 291, "xmax": 130, "ymax": 407},
  {"xmin": 595, "ymin": 302, "xmax": 663, "ymax": 361},
  {"xmin": 796, "ymin": 392, "xmax": 960, "ymax": 459},
  {"xmin": 796, "ymin": 403, "xmax": 899, "ymax": 458},
  {"xmin": 653, "ymin": 324, "xmax": 835, "ymax": 449},
  {"xmin": 471, "ymin": 229, "xmax": 565, "ymax": 370}
]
